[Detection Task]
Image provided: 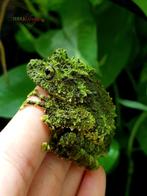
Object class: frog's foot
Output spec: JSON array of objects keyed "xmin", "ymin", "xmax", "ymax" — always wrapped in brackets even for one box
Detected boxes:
[
  {"xmin": 41, "ymin": 142, "xmax": 51, "ymax": 152},
  {"xmin": 68, "ymin": 145, "xmax": 99, "ymax": 169},
  {"xmin": 75, "ymin": 149, "xmax": 100, "ymax": 169},
  {"xmin": 52, "ymin": 132, "xmax": 100, "ymax": 169},
  {"xmin": 20, "ymin": 88, "xmax": 48, "ymax": 109}
]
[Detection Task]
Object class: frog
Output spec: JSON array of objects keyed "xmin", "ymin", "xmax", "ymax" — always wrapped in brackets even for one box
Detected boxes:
[{"xmin": 26, "ymin": 48, "xmax": 116, "ymax": 169}]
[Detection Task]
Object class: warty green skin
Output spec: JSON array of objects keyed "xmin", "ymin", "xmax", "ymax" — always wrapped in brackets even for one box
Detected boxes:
[{"xmin": 26, "ymin": 49, "xmax": 116, "ymax": 169}]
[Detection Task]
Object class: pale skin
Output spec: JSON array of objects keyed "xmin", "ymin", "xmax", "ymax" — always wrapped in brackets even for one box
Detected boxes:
[{"xmin": 0, "ymin": 87, "xmax": 106, "ymax": 196}]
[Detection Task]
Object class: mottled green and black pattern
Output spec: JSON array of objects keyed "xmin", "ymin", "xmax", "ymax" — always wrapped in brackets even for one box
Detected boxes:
[{"xmin": 27, "ymin": 49, "xmax": 116, "ymax": 169}]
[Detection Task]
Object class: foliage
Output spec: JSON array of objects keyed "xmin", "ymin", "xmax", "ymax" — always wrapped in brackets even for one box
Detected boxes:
[
  {"xmin": 0, "ymin": 65, "xmax": 34, "ymax": 118},
  {"xmin": 0, "ymin": 0, "xmax": 147, "ymax": 195},
  {"xmin": 133, "ymin": 0, "xmax": 147, "ymax": 16}
]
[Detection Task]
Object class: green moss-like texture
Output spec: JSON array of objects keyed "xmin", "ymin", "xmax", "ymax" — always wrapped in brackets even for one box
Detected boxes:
[{"xmin": 27, "ymin": 49, "xmax": 116, "ymax": 169}]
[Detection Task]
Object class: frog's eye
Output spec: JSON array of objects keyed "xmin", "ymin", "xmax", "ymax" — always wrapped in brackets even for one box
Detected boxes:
[
  {"xmin": 44, "ymin": 64, "xmax": 55, "ymax": 80},
  {"xmin": 45, "ymin": 69, "xmax": 51, "ymax": 75}
]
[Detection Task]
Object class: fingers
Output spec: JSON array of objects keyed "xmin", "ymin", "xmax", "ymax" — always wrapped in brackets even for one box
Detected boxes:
[
  {"xmin": 28, "ymin": 157, "xmax": 85, "ymax": 196},
  {"xmin": 61, "ymin": 163, "xmax": 85, "ymax": 196},
  {"xmin": 0, "ymin": 83, "xmax": 106, "ymax": 196},
  {"xmin": 0, "ymin": 106, "xmax": 50, "ymax": 195},
  {"xmin": 77, "ymin": 167, "xmax": 106, "ymax": 196},
  {"xmin": 28, "ymin": 157, "xmax": 105, "ymax": 196},
  {"xmin": 28, "ymin": 153, "xmax": 71, "ymax": 196}
]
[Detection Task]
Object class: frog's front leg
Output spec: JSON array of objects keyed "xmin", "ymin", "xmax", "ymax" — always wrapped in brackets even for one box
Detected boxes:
[{"xmin": 20, "ymin": 88, "xmax": 48, "ymax": 109}]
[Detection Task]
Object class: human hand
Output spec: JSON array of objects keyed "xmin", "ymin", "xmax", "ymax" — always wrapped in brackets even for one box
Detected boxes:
[{"xmin": 0, "ymin": 97, "xmax": 106, "ymax": 196}]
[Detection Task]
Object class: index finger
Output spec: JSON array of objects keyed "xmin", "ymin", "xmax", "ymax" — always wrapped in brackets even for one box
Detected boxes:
[{"xmin": 0, "ymin": 105, "xmax": 50, "ymax": 195}]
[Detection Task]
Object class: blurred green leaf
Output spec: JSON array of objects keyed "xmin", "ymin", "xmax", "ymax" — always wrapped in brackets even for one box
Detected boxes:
[
  {"xmin": 0, "ymin": 65, "xmax": 34, "ymax": 118},
  {"xmin": 119, "ymin": 99, "xmax": 147, "ymax": 111},
  {"xmin": 57, "ymin": 0, "xmax": 98, "ymax": 66},
  {"xmin": 15, "ymin": 25, "xmax": 35, "ymax": 52},
  {"xmin": 97, "ymin": 3, "xmax": 134, "ymax": 87},
  {"xmin": 140, "ymin": 63, "xmax": 147, "ymax": 83},
  {"xmin": 137, "ymin": 82, "xmax": 147, "ymax": 105},
  {"xmin": 89, "ymin": 0, "xmax": 104, "ymax": 6},
  {"xmin": 133, "ymin": 0, "xmax": 147, "ymax": 16},
  {"xmin": 34, "ymin": 0, "xmax": 98, "ymax": 67},
  {"xmin": 32, "ymin": 0, "xmax": 62, "ymax": 10},
  {"xmin": 99, "ymin": 140, "xmax": 120, "ymax": 173},
  {"xmin": 34, "ymin": 30, "xmax": 55, "ymax": 57},
  {"xmin": 58, "ymin": 0, "xmax": 91, "ymax": 26},
  {"xmin": 136, "ymin": 17, "xmax": 147, "ymax": 39},
  {"xmin": 33, "ymin": 0, "xmax": 52, "ymax": 8},
  {"xmin": 136, "ymin": 114, "xmax": 147, "ymax": 155},
  {"xmin": 138, "ymin": 64, "xmax": 147, "ymax": 105}
]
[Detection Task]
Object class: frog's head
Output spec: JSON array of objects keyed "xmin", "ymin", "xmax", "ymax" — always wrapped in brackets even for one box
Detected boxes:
[{"xmin": 27, "ymin": 49, "xmax": 95, "ymax": 103}]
